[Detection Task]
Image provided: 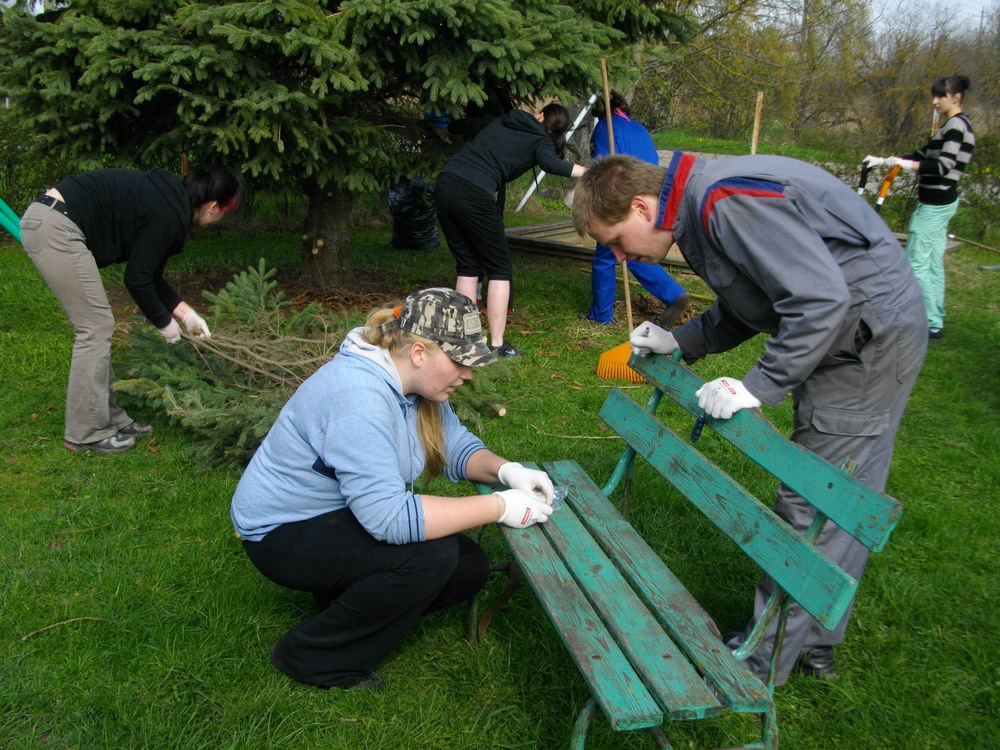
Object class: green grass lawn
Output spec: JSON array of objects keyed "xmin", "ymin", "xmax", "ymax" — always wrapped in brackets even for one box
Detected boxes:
[{"xmin": 1, "ymin": 204, "xmax": 998, "ymax": 749}]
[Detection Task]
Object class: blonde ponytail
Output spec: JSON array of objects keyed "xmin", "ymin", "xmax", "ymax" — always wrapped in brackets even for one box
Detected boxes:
[{"xmin": 362, "ymin": 305, "xmax": 447, "ymax": 479}]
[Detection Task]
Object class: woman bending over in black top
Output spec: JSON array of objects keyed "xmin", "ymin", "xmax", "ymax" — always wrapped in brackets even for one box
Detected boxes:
[
  {"xmin": 434, "ymin": 103, "xmax": 586, "ymax": 356},
  {"xmin": 20, "ymin": 165, "xmax": 243, "ymax": 454}
]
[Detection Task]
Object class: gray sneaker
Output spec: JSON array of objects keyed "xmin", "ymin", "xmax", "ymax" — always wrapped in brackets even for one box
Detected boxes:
[
  {"xmin": 64, "ymin": 433, "xmax": 136, "ymax": 454},
  {"xmin": 118, "ymin": 421, "xmax": 154, "ymax": 436}
]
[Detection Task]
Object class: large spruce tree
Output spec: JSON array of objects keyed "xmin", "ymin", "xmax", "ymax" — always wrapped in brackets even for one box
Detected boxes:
[{"xmin": 0, "ymin": 0, "xmax": 690, "ymax": 286}]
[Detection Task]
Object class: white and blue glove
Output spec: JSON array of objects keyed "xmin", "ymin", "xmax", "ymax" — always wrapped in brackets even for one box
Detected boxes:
[
  {"xmin": 495, "ymin": 489, "xmax": 552, "ymax": 528},
  {"xmin": 695, "ymin": 377, "xmax": 761, "ymax": 419},
  {"xmin": 498, "ymin": 462, "xmax": 554, "ymax": 504},
  {"xmin": 629, "ymin": 321, "xmax": 679, "ymax": 356}
]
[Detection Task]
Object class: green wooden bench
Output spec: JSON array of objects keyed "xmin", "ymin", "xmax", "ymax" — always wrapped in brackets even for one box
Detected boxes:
[{"xmin": 472, "ymin": 351, "xmax": 902, "ymax": 749}]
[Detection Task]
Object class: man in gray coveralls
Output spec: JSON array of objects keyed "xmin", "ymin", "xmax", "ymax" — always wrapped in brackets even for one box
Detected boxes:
[{"xmin": 572, "ymin": 152, "xmax": 927, "ymax": 686}]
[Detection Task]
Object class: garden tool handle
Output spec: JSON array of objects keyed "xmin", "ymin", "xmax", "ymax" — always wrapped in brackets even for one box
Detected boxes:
[
  {"xmin": 857, "ymin": 163, "xmax": 871, "ymax": 195},
  {"xmin": 877, "ymin": 164, "xmax": 901, "ymax": 202}
]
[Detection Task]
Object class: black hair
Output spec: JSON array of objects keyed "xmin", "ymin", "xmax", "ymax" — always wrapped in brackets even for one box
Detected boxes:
[
  {"xmin": 590, "ymin": 91, "xmax": 630, "ymax": 118},
  {"xmin": 182, "ymin": 165, "xmax": 244, "ymax": 211},
  {"xmin": 541, "ymin": 102, "xmax": 571, "ymax": 159},
  {"xmin": 930, "ymin": 75, "xmax": 971, "ymax": 99}
]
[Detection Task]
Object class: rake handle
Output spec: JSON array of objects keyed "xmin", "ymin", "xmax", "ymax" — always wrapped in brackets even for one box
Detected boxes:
[{"xmin": 599, "ymin": 59, "xmax": 633, "ymax": 331}]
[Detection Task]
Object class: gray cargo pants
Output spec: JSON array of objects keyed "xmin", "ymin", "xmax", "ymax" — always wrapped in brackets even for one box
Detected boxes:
[
  {"xmin": 20, "ymin": 202, "xmax": 133, "ymax": 445},
  {"xmin": 734, "ymin": 295, "xmax": 928, "ymax": 686}
]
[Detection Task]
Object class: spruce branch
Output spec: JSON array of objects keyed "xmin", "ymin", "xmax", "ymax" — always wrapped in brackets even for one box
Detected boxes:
[{"xmin": 114, "ymin": 261, "xmax": 510, "ymax": 469}]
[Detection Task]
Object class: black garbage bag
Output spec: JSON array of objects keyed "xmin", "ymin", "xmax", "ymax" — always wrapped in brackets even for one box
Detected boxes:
[{"xmin": 389, "ymin": 176, "xmax": 439, "ymax": 249}]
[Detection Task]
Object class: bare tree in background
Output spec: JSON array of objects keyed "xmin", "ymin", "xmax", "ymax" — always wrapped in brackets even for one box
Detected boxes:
[{"xmin": 632, "ymin": 0, "xmax": 995, "ymax": 153}]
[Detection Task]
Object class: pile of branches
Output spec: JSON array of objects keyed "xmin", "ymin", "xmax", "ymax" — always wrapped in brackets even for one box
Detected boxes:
[{"xmin": 115, "ymin": 260, "xmax": 508, "ymax": 469}]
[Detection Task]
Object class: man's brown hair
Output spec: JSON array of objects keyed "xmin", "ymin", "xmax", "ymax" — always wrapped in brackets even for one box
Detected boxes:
[{"xmin": 572, "ymin": 155, "xmax": 666, "ymax": 235}]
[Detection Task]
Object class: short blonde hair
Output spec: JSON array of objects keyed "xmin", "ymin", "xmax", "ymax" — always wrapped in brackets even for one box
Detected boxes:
[{"xmin": 572, "ymin": 155, "xmax": 666, "ymax": 235}]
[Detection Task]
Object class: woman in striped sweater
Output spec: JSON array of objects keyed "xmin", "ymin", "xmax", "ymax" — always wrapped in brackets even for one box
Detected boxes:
[{"xmin": 865, "ymin": 75, "xmax": 975, "ymax": 339}]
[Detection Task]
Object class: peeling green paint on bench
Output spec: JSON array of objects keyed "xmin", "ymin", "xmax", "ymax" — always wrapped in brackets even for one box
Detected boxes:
[
  {"xmin": 473, "ymin": 352, "xmax": 903, "ymax": 749},
  {"xmin": 545, "ymin": 460, "xmax": 772, "ymax": 717},
  {"xmin": 599, "ymin": 387, "xmax": 858, "ymax": 628},
  {"xmin": 629, "ymin": 354, "xmax": 902, "ymax": 552}
]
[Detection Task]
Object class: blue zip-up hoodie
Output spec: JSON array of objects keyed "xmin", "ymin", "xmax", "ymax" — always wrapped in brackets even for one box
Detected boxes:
[{"xmin": 230, "ymin": 328, "xmax": 487, "ymax": 543}]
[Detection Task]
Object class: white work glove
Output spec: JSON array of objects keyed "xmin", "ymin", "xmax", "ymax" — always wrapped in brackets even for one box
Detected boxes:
[
  {"xmin": 495, "ymin": 489, "xmax": 553, "ymax": 529},
  {"xmin": 181, "ymin": 308, "xmax": 212, "ymax": 338},
  {"xmin": 862, "ymin": 155, "xmax": 885, "ymax": 168},
  {"xmin": 629, "ymin": 321, "xmax": 678, "ymax": 356},
  {"xmin": 497, "ymin": 462, "xmax": 554, "ymax": 504},
  {"xmin": 695, "ymin": 377, "xmax": 762, "ymax": 419},
  {"xmin": 157, "ymin": 319, "xmax": 182, "ymax": 344},
  {"xmin": 885, "ymin": 156, "xmax": 919, "ymax": 171}
]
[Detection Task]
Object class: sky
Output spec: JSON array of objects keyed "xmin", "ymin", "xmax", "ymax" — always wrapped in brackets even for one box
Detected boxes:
[
  {"xmin": 949, "ymin": 0, "xmax": 995, "ymax": 27},
  {"xmin": 875, "ymin": 0, "xmax": 997, "ymax": 30}
]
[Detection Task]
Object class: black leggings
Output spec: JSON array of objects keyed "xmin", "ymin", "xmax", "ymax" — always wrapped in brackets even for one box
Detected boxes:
[{"xmin": 244, "ymin": 508, "xmax": 489, "ymax": 688}]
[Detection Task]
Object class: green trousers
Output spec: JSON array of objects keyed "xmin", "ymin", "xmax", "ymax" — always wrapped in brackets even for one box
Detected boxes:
[{"xmin": 906, "ymin": 199, "xmax": 958, "ymax": 330}]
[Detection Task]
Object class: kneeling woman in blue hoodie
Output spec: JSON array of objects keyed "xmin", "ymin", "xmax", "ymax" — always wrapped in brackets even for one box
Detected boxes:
[{"xmin": 231, "ymin": 288, "xmax": 554, "ymax": 690}]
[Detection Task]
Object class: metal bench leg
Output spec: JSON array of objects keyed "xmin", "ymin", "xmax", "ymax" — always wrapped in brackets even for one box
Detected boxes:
[
  {"xmin": 466, "ymin": 560, "xmax": 523, "ymax": 643},
  {"xmin": 761, "ymin": 704, "xmax": 779, "ymax": 750},
  {"xmin": 648, "ymin": 725, "xmax": 675, "ymax": 749},
  {"xmin": 568, "ymin": 697, "xmax": 599, "ymax": 750}
]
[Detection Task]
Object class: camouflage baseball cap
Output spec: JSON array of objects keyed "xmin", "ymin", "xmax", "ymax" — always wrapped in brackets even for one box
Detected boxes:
[{"xmin": 397, "ymin": 288, "xmax": 496, "ymax": 366}]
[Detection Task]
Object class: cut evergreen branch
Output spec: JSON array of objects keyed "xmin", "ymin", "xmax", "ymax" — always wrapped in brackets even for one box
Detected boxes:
[{"xmin": 114, "ymin": 259, "xmax": 511, "ymax": 468}]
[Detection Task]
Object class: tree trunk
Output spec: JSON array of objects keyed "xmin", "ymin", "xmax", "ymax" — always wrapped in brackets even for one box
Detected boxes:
[{"xmin": 300, "ymin": 183, "xmax": 354, "ymax": 289}]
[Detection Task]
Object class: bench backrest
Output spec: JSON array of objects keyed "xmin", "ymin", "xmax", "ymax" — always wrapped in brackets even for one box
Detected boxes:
[{"xmin": 598, "ymin": 352, "xmax": 902, "ymax": 630}]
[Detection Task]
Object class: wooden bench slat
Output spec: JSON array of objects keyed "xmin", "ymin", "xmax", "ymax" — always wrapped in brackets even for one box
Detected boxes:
[
  {"xmin": 537, "ymin": 486, "xmax": 726, "ymax": 720},
  {"xmin": 600, "ymin": 388, "xmax": 858, "ymax": 629},
  {"xmin": 629, "ymin": 353, "xmax": 902, "ymax": 552},
  {"xmin": 546, "ymin": 460, "xmax": 772, "ymax": 714},
  {"xmin": 498, "ymin": 520, "xmax": 665, "ymax": 731}
]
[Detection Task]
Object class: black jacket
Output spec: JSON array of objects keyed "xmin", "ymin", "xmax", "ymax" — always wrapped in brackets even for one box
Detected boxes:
[
  {"xmin": 442, "ymin": 110, "xmax": 575, "ymax": 198},
  {"xmin": 57, "ymin": 168, "xmax": 191, "ymax": 328}
]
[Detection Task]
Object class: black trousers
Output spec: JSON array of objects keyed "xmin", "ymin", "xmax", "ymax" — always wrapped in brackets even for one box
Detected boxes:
[
  {"xmin": 244, "ymin": 508, "xmax": 489, "ymax": 688},
  {"xmin": 434, "ymin": 172, "xmax": 513, "ymax": 281}
]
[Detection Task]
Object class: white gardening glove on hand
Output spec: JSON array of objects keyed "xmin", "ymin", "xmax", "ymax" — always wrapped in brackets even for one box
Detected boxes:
[
  {"xmin": 885, "ymin": 156, "xmax": 919, "ymax": 171},
  {"xmin": 629, "ymin": 321, "xmax": 679, "ymax": 356},
  {"xmin": 862, "ymin": 155, "xmax": 885, "ymax": 168},
  {"xmin": 695, "ymin": 377, "xmax": 762, "ymax": 419},
  {"xmin": 157, "ymin": 319, "xmax": 182, "ymax": 344},
  {"xmin": 495, "ymin": 490, "xmax": 553, "ymax": 529},
  {"xmin": 497, "ymin": 462, "xmax": 554, "ymax": 504},
  {"xmin": 181, "ymin": 308, "xmax": 212, "ymax": 338}
]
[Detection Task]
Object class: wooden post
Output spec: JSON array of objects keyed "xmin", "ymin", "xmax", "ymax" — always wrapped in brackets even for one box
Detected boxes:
[{"xmin": 750, "ymin": 91, "xmax": 764, "ymax": 155}]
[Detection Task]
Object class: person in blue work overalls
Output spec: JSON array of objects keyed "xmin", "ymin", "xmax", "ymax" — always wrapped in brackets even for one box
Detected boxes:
[{"xmin": 584, "ymin": 92, "xmax": 688, "ymax": 328}]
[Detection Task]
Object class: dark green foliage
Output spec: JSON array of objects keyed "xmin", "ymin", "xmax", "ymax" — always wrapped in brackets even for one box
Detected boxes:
[
  {"xmin": 0, "ymin": 0, "xmax": 691, "ymax": 187},
  {"xmin": 0, "ymin": 0, "xmax": 693, "ymax": 285},
  {"xmin": 0, "ymin": 107, "xmax": 73, "ymax": 213},
  {"xmin": 114, "ymin": 260, "xmax": 347, "ymax": 468},
  {"xmin": 113, "ymin": 259, "xmax": 510, "ymax": 468},
  {"xmin": 956, "ymin": 131, "xmax": 1000, "ymax": 239}
]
